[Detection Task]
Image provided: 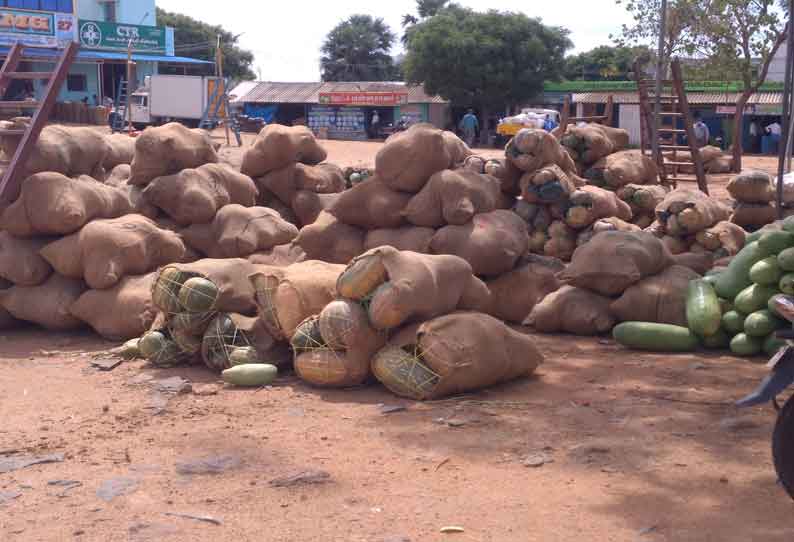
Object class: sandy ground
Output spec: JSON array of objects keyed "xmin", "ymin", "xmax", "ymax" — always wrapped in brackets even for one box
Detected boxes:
[{"xmin": 2, "ymin": 134, "xmax": 794, "ymax": 541}]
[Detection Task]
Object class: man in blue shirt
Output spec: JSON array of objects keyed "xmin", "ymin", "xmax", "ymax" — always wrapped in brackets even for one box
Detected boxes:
[
  {"xmin": 543, "ymin": 114, "xmax": 557, "ymax": 132},
  {"xmin": 460, "ymin": 109, "xmax": 479, "ymax": 146}
]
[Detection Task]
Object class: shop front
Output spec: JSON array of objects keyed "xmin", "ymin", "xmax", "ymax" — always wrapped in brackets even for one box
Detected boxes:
[{"xmin": 309, "ymin": 91, "xmax": 412, "ymax": 140}]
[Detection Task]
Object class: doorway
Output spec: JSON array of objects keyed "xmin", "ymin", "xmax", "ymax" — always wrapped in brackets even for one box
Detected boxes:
[{"xmin": 101, "ymin": 62, "xmax": 131, "ymax": 104}]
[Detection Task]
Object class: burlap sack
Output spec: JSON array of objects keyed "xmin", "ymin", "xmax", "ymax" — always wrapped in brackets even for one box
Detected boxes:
[
  {"xmin": 520, "ymin": 164, "xmax": 580, "ymax": 204},
  {"xmin": 463, "ymin": 155, "xmax": 487, "ymax": 174},
  {"xmin": 104, "ymin": 164, "xmax": 131, "ymax": 187},
  {"xmin": 585, "ymin": 150, "xmax": 659, "ymax": 189},
  {"xmin": 526, "ymin": 285, "xmax": 616, "ymax": 335},
  {"xmin": 156, "ymin": 258, "xmax": 267, "ymax": 316},
  {"xmin": 2, "ymin": 125, "xmax": 110, "ymax": 179},
  {"xmin": 335, "ymin": 246, "xmax": 491, "ymax": 330},
  {"xmin": 249, "ymin": 260, "xmax": 345, "ymax": 340},
  {"xmin": 328, "ymin": 178, "xmax": 412, "ymax": 229},
  {"xmin": 0, "ymin": 232, "xmax": 52, "ymax": 286},
  {"xmin": 558, "ymin": 231, "xmax": 675, "ymax": 296},
  {"xmin": 0, "ymin": 173, "xmax": 135, "ymax": 237},
  {"xmin": 41, "ymin": 215, "xmax": 190, "ymax": 290},
  {"xmin": 269, "ymin": 198, "xmax": 300, "ymax": 227},
  {"xmin": 486, "ymin": 158, "xmax": 523, "ymax": 196},
  {"xmin": 706, "ymin": 155, "xmax": 733, "ymax": 174},
  {"xmin": 565, "ymin": 186, "xmax": 634, "ymax": 230},
  {"xmin": 430, "ymin": 210, "xmax": 529, "ymax": 277},
  {"xmin": 291, "ymin": 190, "xmax": 340, "ymax": 227},
  {"xmin": 103, "ymin": 133, "xmax": 136, "ymax": 170},
  {"xmin": 364, "ymin": 227, "xmax": 436, "ymax": 253},
  {"xmin": 507, "ymin": 128, "xmax": 577, "ymax": 173},
  {"xmin": 257, "ymin": 163, "xmax": 345, "ymax": 206},
  {"xmin": 561, "ymin": 124, "xmax": 629, "ymax": 165},
  {"xmin": 143, "ymin": 163, "xmax": 258, "ymax": 226},
  {"xmin": 694, "ymin": 221, "xmax": 746, "ymax": 256},
  {"xmin": 731, "ymin": 202, "xmax": 777, "ymax": 228},
  {"xmin": 727, "ymin": 170, "xmax": 774, "ymax": 203},
  {"xmin": 0, "ymin": 117, "xmax": 26, "ymax": 160},
  {"xmin": 69, "ymin": 273, "xmax": 157, "ymax": 340},
  {"xmin": 201, "ymin": 312, "xmax": 281, "ymax": 372},
  {"xmin": 376, "ymin": 124, "xmax": 452, "ymax": 193},
  {"xmin": 610, "ymin": 265, "xmax": 700, "ymax": 326},
  {"xmin": 0, "ymin": 274, "xmax": 85, "ymax": 330},
  {"xmin": 248, "ymin": 243, "xmax": 307, "ymax": 267},
  {"xmin": 656, "ymin": 189, "xmax": 733, "ymax": 234},
  {"xmin": 129, "ymin": 123, "xmax": 219, "ymax": 185},
  {"xmin": 294, "ymin": 301, "xmax": 387, "ymax": 388},
  {"xmin": 672, "ymin": 252, "xmax": 714, "ymax": 275},
  {"xmin": 293, "ymin": 211, "xmax": 365, "ymax": 264},
  {"xmin": 372, "ymin": 312, "xmax": 544, "ymax": 400},
  {"xmin": 181, "ymin": 205, "xmax": 298, "ymax": 258},
  {"xmin": 576, "ymin": 217, "xmax": 642, "ymax": 248},
  {"xmin": 114, "ymin": 178, "xmax": 159, "ymax": 220},
  {"xmin": 486, "ymin": 254, "xmax": 564, "ymax": 323},
  {"xmin": 618, "ymin": 184, "xmax": 669, "ymax": 213},
  {"xmin": 0, "ymin": 278, "xmax": 18, "ymax": 329},
  {"xmin": 241, "ymin": 124, "xmax": 327, "ymax": 178},
  {"xmin": 403, "ymin": 169, "xmax": 502, "ymax": 227},
  {"xmin": 443, "ymin": 130, "xmax": 472, "ymax": 166}
]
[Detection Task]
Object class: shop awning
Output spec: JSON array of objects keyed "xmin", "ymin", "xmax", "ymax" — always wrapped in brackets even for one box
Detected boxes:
[{"xmin": 0, "ymin": 46, "xmax": 214, "ymax": 65}]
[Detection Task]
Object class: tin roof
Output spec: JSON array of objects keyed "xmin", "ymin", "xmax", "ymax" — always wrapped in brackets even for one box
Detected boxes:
[
  {"xmin": 236, "ymin": 81, "xmax": 448, "ymax": 105},
  {"xmin": 572, "ymin": 91, "xmax": 784, "ymax": 105}
]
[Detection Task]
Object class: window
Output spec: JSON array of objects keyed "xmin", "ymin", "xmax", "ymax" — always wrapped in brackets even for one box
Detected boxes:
[
  {"xmin": 103, "ymin": 1, "xmax": 116, "ymax": 23},
  {"xmin": 0, "ymin": 0, "xmax": 74, "ymax": 13},
  {"xmin": 66, "ymin": 74, "xmax": 86, "ymax": 92}
]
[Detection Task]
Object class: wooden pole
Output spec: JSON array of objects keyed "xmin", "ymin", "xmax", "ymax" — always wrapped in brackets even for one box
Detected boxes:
[
  {"xmin": 126, "ymin": 38, "xmax": 133, "ymax": 134},
  {"xmin": 652, "ymin": 0, "xmax": 668, "ymax": 170},
  {"xmin": 217, "ymin": 35, "xmax": 230, "ymax": 147},
  {"xmin": 776, "ymin": 2, "xmax": 794, "ymax": 218}
]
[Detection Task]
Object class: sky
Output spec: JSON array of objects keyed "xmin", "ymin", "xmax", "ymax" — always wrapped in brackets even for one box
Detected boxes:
[{"xmin": 156, "ymin": 0, "xmax": 635, "ymax": 81}]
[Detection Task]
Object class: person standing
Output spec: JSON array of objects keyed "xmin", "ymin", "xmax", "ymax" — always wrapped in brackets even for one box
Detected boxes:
[
  {"xmin": 693, "ymin": 113, "xmax": 710, "ymax": 148},
  {"xmin": 543, "ymin": 114, "xmax": 557, "ymax": 133},
  {"xmin": 460, "ymin": 109, "xmax": 479, "ymax": 146},
  {"xmin": 370, "ymin": 110, "xmax": 380, "ymax": 139},
  {"xmin": 767, "ymin": 120, "xmax": 783, "ymax": 154},
  {"xmin": 749, "ymin": 120, "xmax": 761, "ymax": 153}
]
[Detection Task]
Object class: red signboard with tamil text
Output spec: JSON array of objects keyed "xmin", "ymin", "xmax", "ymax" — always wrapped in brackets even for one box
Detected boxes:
[{"xmin": 319, "ymin": 92, "xmax": 409, "ymax": 106}]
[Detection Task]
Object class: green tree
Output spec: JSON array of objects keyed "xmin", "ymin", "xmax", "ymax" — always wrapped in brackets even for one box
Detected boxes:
[
  {"xmin": 696, "ymin": 0, "xmax": 788, "ymax": 170},
  {"xmin": 155, "ymin": 8, "xmax": 255, "ymax": 81},
  {"xmin": 320, "ymin": 15, "xmax": 399, "ymax": 82},
  {"xmin": 403, "ymin": 7, "xmax": 572, "ymax": 142},
  {"xmin": 564, "ymin": 45, "xmax": 652, "ymax": 80}
]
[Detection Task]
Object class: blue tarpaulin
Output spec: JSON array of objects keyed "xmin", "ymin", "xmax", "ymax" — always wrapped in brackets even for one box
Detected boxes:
[{"xmin": 244, "ymin": 103, "xmax": 277, "ymax": 122}]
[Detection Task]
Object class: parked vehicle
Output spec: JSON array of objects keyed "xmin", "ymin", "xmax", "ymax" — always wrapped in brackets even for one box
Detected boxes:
[
  {"xmin": 738, "ymin": 294, "xmax": 794, "ymax": 501},
  {"xmin": 119, "ymin": 75, "xmax": 226, "ymax": 127}
]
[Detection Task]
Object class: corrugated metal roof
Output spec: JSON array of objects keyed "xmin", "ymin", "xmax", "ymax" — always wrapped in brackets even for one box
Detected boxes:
[
  {"xmin": 229, "ymin": 81, "xmax": 259, "ymax": 103},
  {"xmin": 237, "ymin": 81, "xmax": 447, "ymax": 105},
  {"xmin": 572, "ymin": 91, "xmax": 784, "ymax": 105}
]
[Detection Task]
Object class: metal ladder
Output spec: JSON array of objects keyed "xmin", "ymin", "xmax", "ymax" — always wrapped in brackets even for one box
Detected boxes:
[
  {"xmin": 0, "ymin": 41, "xmax": 79, "ymax": 208},
  {"xmin": 111, "ymin": 78, "xmax": 128, "ymax": 133},
  {"xmin": 635, "ymin": 58, "xmax": 709, "ymax": 194},
  {"xmin": 199, "ymin": 78, "xmax": 241, "ymax": 146}
]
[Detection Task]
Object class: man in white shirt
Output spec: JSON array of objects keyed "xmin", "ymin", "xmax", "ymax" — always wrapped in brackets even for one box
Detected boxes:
[
  {"xmin": 693, "ymin": 113, "xmax": 710, "ymax": 148},
  {"xmin": 767, "ymin": 122, "xmax": 782, "ymax": 136}
]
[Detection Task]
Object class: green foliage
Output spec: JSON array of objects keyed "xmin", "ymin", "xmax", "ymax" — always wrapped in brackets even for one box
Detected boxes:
[
  {"xmin": 403, "ymin": 8, "xmax": 572, "ymax": 109},
  {"xmin": 613, "ymin": 0, "xmax": 702, "ymax": 60},
  {"xmin": 563, "ymin": 45, "xmax": 652, "ymax": 80},
  {"xmin": 155, "ymin": 8, "xmax": 254, "ymax": 81},
  {"xmin": 321, "ymin": 15, "xmax": 400, "ymax": 82}
]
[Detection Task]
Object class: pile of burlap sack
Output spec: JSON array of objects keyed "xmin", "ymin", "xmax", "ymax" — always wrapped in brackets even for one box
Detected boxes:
[
  {"xmin": 726, "ymin": 169, "xmax": 794, "ymax": 229},
  {"xmin": 526, "ymin": 230, "xmax": 711, "ymax": 336},
  {"xmin": 0, "ymin": 122, "xmax": 302, "ymax": 340},
  {"xmin": 645, "ymin": 188, "xmax": 744, "ymax": 262},
  {"xmin": 502, "ymin": 126, "xmax": 661, "ymax": 261},
  {"xmin": 664, "ymin": 145, "xmax": 734, "ymax": 175}
]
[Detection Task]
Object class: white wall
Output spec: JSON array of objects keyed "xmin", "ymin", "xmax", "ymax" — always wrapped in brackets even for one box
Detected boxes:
[
  {"xmin": 768, "ymin": 41, "xmax": 788, "ymax": 83},
  {"xmin": 77, "ymin": 1, "xmax": 157, "ymax": 26},
  {"xmin": 619, "ymin": 104, "xmax": 642, "ymax": 146}
]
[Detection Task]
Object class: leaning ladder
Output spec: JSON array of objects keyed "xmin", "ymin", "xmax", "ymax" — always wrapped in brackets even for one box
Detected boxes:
[
  {"xmin": 199, "ymin": 78, "xmax": 241, "ymax": 146},
  {"xmin": 0, "ymin": 41, "xmax": 79, "ymax": 208}
]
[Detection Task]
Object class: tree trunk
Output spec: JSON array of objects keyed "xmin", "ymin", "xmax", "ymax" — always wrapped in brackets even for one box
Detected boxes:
[{"xmin": 732, "ymin": 92, "xmax": 751, "ymax": 173}]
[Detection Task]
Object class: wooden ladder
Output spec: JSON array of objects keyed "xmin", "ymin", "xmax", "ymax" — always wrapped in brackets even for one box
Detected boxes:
[
  {"xmin": 635, "ymin": 58, "xmax": 708, "ymax": 194},
  {"xmin": 0, "ymin": 41, "xmax": 79, "ymax": 208},
  {"xmin": 556, "ymin": 94, "xmax": 614, "ymax": 138}
]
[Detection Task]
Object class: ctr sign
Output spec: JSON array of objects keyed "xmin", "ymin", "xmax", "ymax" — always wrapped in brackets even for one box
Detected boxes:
[{"xmin": 79, "ymin": 19, "xmax": 167, "ymax": 52}]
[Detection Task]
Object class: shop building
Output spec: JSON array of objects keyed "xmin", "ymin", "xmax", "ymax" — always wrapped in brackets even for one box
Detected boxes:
[
  {"xmin": 231, "ymin": 81, "xmax": 450, "ymax": 140},
  {"xmin": 0, "ymin": 0, "xmax": 211, "ymax": 106}
]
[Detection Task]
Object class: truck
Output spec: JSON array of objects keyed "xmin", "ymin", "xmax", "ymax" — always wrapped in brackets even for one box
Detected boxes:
[
  {"xmin": 120, "ymin": 75, "xmax": 226, "ymax": 128},
  {"xmin": 495, "ymin": 108, "xmax": 561, "ymax": 146}
]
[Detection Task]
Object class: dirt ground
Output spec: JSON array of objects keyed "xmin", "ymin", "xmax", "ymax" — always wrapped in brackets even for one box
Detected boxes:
[{"xmin": 3, "ymin": 136, "xmax": 794, "ymax": 541}]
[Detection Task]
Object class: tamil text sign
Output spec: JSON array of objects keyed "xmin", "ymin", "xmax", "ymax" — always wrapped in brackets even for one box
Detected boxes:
[
  {"xmin": 79, "ymin": 19, "xmax": 167, "ymax": 54},
  {"xmin": 0, "ymin": 8, "xmax": 76, "ymax": 48},
  {"xmin": 319, "ymin": 92, "xmax": 409, "ymax": 106},
  {"xmin": 716, "ymin": 105, "xmax": 756, "ymax": 115}
]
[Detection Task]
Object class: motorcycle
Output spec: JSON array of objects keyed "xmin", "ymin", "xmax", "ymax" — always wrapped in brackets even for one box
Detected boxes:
[{"xmin": 737, "ymin": 295, "xmax": 794, "ymax": 500}]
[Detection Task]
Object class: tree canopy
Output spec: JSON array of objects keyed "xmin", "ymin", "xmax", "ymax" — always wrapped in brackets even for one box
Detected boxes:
[
  {"xmin": 156, "ymin": 8, "xmax": 255, "ymax": 81},
  {"xmin": 320, "ymin": 15, "xmax": 400, "ymax": 82},
  {"xmin": 403, "ymin": 7, "xmax": 572, "ymax": 112},
  {"xmin": 563, "ymin": 45, "xmax": 652, "ymax": 80}
]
